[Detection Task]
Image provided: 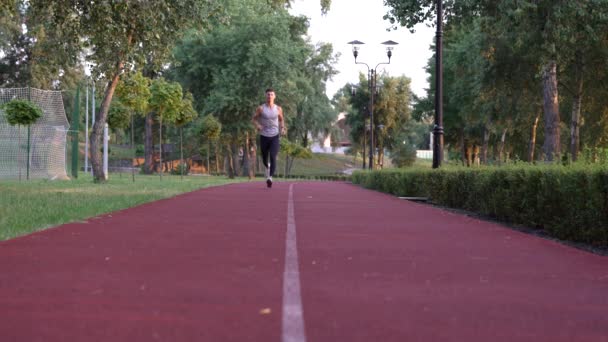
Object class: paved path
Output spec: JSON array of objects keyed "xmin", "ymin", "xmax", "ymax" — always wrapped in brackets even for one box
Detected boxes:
[{"xmin": 1, "ymin": 182, "xmax": 607, "ymax": 341}]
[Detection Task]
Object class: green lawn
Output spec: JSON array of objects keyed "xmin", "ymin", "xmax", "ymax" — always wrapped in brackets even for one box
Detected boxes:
[
  {"xmin": 277, "ymin": 152, "xmax": 361, "ymax": 176},
  {"xmin": 0, "ymin": 174, "xmax": 244, "ymax": 241}
]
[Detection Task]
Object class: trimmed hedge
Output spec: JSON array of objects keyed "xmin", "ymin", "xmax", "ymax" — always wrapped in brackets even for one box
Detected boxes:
[{"xmin": 352, "ymin": 165, "xmax": 608, "ymax": 247}]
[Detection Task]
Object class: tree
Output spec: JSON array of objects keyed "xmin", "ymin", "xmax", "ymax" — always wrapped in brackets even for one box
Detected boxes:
[
  {"xmin": 291, "ymin": 43, "xmax": 339, "ymax": 147},
  {"xmin": 149, "ymin": 78, "xmax": 183, "ymax": 179},
  {"xmin": 114, "ymin": 71, "xmax": 151, "ymax": 180},
  {"xmin": 172, "ymin": 0, "xmax": 332, "ymax": 178},
  {"xmin": 386, "ymin": 0, "xmax": 608, "ymax": 163},
  {"xmin": 0, "ymin": 0, "xmax": 30, "ymax": 87},
  {"xmin": 172, "ymin": 92, "xmax": 198, "ymax": 177},
  {"xmin": 280, "ymin": 139, "xmax": 313, "ymax": 176},
  {"xmin": 373, "ymin": 75, "xmax": 413, "ymax": 168},
  {"xmin": 107, "ymin": 101, "xmax": 131, "ymax": 131},
  {"xmin": 200, "ymin": 115, "xmax": 222, "ymax": 174},
  {"xmin": 1, "ymin": 99, "xmax": 42, "ymax": 180},
  {"xmin": 29, "ymin": 0, "xmax": 221, "ymax": 182}
]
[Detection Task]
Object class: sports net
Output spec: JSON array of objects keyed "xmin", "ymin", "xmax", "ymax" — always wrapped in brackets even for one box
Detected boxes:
[{"xmin": 0, "ymin": 87, "xmax": 70, "ymax": 180}]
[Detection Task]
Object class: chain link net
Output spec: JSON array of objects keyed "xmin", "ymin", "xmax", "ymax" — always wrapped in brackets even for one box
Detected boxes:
[{"xmin": 0, "ymin": 87, "xmax": 70, "ymax": 180}]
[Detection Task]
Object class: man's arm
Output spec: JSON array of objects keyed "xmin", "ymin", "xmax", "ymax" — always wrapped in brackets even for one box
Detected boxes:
[
  {"xmin": 252, "ymin": 106, "xmax": 263, "ymax": 132},
  {"xmin": 278, "ymin": 106, "xmax": 287, "ymax": 135}
]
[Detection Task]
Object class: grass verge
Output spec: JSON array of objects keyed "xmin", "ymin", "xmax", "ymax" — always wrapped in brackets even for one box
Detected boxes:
[{"xmin": 0, "ymin": 174, "xmax": 244, "ymax": 241}]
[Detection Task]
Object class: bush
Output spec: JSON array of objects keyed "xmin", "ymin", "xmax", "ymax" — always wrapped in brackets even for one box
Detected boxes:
[
  {"xmin": 171, "ymin": 163, "xmax": 190, "ymax": 175},
  {"xmin": 352, "ymin": 164, "xmax": 608, "ymax": 247},
  {"xmin": 390, "ymin": 141, "xmax": 417, "ymax": 168}
]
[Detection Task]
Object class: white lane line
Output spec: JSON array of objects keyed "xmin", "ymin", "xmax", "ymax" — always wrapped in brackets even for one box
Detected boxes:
[{"xmin": 282, "ymin": 184, "xmax": 307, "ymax": 342}]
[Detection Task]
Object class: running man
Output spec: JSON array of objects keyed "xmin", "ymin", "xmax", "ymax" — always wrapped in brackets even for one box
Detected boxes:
[{"xmin": 252, "ymin": 88, "xmax": 286, "ymax": 188}]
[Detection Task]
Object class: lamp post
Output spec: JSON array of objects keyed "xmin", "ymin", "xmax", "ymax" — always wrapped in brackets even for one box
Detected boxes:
[
  {"xmin": 348, "ymin": 40, "xmax": 398, "ymax": 170},
  {"xmin": 433, "ymin": 0, "xmax": 444, "ymax": 168}
]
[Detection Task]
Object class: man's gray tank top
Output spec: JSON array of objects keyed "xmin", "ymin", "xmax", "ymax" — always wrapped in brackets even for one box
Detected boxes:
[{"xmin": 259, "ymin": 104, "xmax": 279, "ymax": 137}]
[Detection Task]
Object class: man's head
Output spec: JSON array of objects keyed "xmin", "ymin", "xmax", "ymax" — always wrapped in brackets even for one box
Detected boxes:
[{"xmin": 265, "ymin": 88, "xmax": 276, "ymax": 103}]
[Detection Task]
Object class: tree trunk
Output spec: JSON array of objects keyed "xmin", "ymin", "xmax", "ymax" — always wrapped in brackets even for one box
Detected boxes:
[
  {"xmin": 215, "ymin": 143, "xmax": 220, "ymax": 174},
  {"xmin": 497, "ymin": 128, "xmax": 507, "ymax": 164},
  {"xmin": 158, "ymin": 116, "xmax": 163, "ymax": 180},
  {"xmin": 225, "ymin": 145, "xmax": 235, "ymax": 179},
  {"xmin": 362, "ymin": 132, "xmax": 367, "ymax": 169},
  {"xmin": 459, "ymin": 129, "xmax": 466, "ymax": 166},
  {"xmin": 207, "ymin": 141, "xmax": 211, "ymax": 174},
  {"xmin": 232, "ymin": 142, "xmax": 241, "ymax": 177},
  {"xmin": 248, "ymin": 136, "xmax": 256, "ymax": 179},
  {"xmin": 541, "ymin": 61, "xmax": 561, "ymax": 161},
  {"xmin": 180, "ymin": 127, "xmax": 184, "ymax": 180},
  {"xmin": 90, "ymin": 68, "xmax": 122, "ymax": 182},
  {"xmin": 131, "ymin": 114, "xmax": 135, "ymax": 182},
  {"xmin": 570, "ymin": 52, "xmax": 584, "ymax": 162},
  {"xmin": 288, "ymin": 156, "xmax": 295, "ymax": 175},
  {"xmin": 528, "ymin": 112, "xmax": 541, "ymax": 162},
  {"xmin": 481, "ymin": 123, "xmax": 490, "ymax": 164},
  {"xmin": 479, "ymin": 118, "xmax": 492, "ymax": 165},
  {"xmin": 463, "ymin": 138, "xmax": 471, "ymax": 167},
  {"xmin": 243, "ymin": 133, "xmax": 251, "ymax": 178},
  {"xmin": 143, "ymin": 112, "xmax": 154, "ymax": 174}
]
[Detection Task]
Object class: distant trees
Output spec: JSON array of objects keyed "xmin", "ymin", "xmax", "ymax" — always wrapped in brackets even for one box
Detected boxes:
[
  {"xmin": 26, "ymin": 0, "xmax": 221, "ymax": 181},
  {"xmin": 172, "ymin": 0, "xmax": 337, "ymax": 177},
  {"xmin": 384, "ymin": 0, "xmax": 608, "ymax": 164},
  {"xmin": 342, "ymin": 73, "xmax": 415, "ymax": 169}
]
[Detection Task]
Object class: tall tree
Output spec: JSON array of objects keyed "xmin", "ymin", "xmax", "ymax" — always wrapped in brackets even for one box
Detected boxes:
[
  {"xmin": 172, "ymin": 0, "xmax": 335, "ymax": 176},
  {"xmin": 373, "ymin": 75, "xmax": 413, "ymax": 168},
  {"xmin": 29, "ymin": 0, "xmax": 221, "ymax": 182},
  {"xmin": 114, "ymin": 71, "xmax": 151, "ymax": 179},
  {"xmin": 148, "ymin": 78, "xmax": 183, "ymax": 178}
]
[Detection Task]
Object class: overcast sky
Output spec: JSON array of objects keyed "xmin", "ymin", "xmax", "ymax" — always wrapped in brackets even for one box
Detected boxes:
[{"xmin": 289, "ymin": 0, "xmax": 436, "ymax": 98}]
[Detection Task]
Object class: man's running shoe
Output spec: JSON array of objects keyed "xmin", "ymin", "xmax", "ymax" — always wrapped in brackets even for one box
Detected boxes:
[{"xmin": 266, "ymin": 177, "xmax": 272, "ymax": 188}]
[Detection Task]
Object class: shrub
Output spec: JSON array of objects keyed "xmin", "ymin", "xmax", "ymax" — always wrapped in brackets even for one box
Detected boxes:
[{"xmin": 2, "ymin": 99, "xmax": 43, "ymax": 126}]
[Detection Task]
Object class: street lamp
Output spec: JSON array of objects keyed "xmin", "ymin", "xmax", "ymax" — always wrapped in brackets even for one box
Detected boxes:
[
  {"xmin": 433, "ymin": 0, "xmax": 444, "ymax": 168},
  {"xmin": 348, "ymin": 40, "xmax": 398, "ymax": 170}
]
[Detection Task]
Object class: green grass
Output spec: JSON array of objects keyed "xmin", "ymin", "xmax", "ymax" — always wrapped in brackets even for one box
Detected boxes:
[
  {"xmin": 0, "ymin": 174, "xmax": 245, "ymax": 241},
  {"xmin": 277, "ymin": 153, "xmax": 361, "ymax": 176}
]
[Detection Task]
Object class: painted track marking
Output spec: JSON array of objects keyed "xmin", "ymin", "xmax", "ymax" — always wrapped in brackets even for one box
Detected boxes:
[{"xmin": 282, "ymin": 184, "xmax": 307, "ymax": 342}]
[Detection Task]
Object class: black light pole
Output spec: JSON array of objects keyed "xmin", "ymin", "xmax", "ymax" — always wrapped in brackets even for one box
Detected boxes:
[
  {"xmin": 349, "ymin": 40, "xmax": 398, "ymax": 170},
  {"xmin": 433, "ymin": 0, "xmax": 444, "ymax": 168}
]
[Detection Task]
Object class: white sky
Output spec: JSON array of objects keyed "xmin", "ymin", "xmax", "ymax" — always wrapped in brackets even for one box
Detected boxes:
[{"xmin": 289, "ymin": 0, "xmax": 436, "ymax": 98}]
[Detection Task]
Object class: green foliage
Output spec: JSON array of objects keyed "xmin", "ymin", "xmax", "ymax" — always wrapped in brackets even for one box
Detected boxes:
[
  {"xmin": 1, "ymin": 99, "xmax": 43, "ymax": 126},
  {"xmin": 352, "ymin": 164, "xmax": 608, "ymax": 247},
  {"xmin": 172, "ymin": 0, "xmax": 337, "ymax": 141},
  {"xmin": 174, "ymin": 92, "xmax": 198, "ymax": 127},
  {"xmin": 29, "ymin": 1, "xmax": 222, "ymax": 78},
  {"xmin": 170, "ymin": 163, "xmax": 190, "ymax": 175},
  {"xmin": 200, "ymin": 114, "xmax": 222, "ymax": 142},
  {"xmin": 280, "ymin": 139, "xmax": 313, "ymax": 159},
  {"xmin": 115, "ymin": 71, "xmax": 151, "ymax": 115},
  {"xmin": 107, "ymin": 101, "xmax": 131, "ymax": 130},
  {"xmin": 386, "ymin": 0, "xmax": 608, "ymax": 164},
  {"xmin": 27, "ymin": 0, "xmax": 223, "ymax": 181},
  {"xmin": 149, "ymin": 78, "xmax": 183, "ymax": 124},
  {"xmin": 383, "ymin": 0, "xmax": 482, "ymax": 30},
  {"xmin": 390, "ymin": 141, "xmax": 417, "ymax": 168},
  {"xmin": 343, "ymin": 73, "xmax": 415, "ymax": 162}
]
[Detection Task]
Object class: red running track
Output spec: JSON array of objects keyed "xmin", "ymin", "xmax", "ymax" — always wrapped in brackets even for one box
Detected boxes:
[{"xmin": 0, "ymin": 181, "xmax": 607, "ymax": 342}]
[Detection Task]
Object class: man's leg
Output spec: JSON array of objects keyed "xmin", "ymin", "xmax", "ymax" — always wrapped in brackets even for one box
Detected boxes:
[
  {"xmin": 260, "ymin": 135, "xmax": 271, "ymax": 179},
  {"xmin": 268, "ymin": 135, "xmax": 280, "ymax": 178}
]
